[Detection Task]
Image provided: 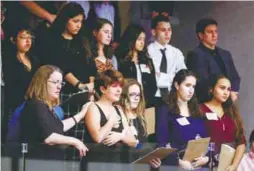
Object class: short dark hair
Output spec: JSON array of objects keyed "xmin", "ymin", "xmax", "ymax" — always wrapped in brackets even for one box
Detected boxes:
[
  {"xmin": 151, "ymin": 15, "xmax": 171, "ymax": 29},
  {"xmin": 196, "ymin": 18, "xmax": 218, "ymax": 34},
  {"xmin": 11, "ymin": 25, "xmax": 34, "ymax": 39}
]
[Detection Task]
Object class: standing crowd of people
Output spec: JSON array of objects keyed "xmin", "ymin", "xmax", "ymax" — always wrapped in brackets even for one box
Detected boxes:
[{"xmin": 1, "ymin": 1, "xmax": 252, "ymax": 170}]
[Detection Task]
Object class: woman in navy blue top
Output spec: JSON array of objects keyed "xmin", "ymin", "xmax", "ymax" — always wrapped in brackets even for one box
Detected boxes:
[{"xmin": 156, "ymin": 69, "xmax": 209, "ymax": 170}]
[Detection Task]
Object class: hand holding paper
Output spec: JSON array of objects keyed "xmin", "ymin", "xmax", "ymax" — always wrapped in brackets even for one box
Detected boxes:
[
  {"xmin": 179, "ymin": 159, "xmax": 194, "ymax": 170},
  {"xmin": 183, "ymin": 137, "xmax": 210, "ymax": 162},
  {"xmin": 148, "ymin": 158, "xmax": 161, "ymax": 168},
  {"xmin": 191, "ymin": 156, "xmax": 209, "ymax": 168}
]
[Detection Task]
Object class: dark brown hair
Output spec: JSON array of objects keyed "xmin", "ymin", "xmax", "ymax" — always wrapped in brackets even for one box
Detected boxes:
[
  {"xmin": 207, "ymin": 74, "xmax": 244, "ymax": 138},
  {"xmin": 168, "ymin": 69, "xmax": 200, "ymax": 117},
  {"xmin": 90, "ymin": 18, "xmax": 113, "ymax": 59}
]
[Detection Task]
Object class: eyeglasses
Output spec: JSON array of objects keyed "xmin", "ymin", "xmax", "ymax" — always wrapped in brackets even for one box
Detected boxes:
[
  {"xmin": 48, "ymin": 80, "xmax": 66, "ymax": 87},
  {"xmin": 18, "ymin": 35, "xmax": 35, "ymax": 40},
  {"xmin": 129, "ymin": 93, "xmax": 141, "ymax": 98}
]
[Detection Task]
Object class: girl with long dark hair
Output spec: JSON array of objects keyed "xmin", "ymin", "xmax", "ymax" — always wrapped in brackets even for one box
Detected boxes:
[
  {"xmin": 156, "ymin": 69, "xmax": 209, "ymax": 170},
  {"xmin": 199, "ymin": 74, "xmax": 246, "ymax": 171},
  {"xmin": 116, "ymin": 24, "xmax": 157, "ymax": 108},
  {"xmin": 90, "ymin": 18, "xmax": 118, "ymax": 73}
]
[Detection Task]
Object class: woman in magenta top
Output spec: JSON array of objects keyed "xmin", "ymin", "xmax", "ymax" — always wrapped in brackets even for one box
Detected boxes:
[{"xmin": 199, "ymin": 74, "xmax": 246, "ymax": 171}]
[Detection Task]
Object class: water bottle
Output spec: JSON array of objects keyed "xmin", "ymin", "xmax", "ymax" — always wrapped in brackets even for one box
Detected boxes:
[
  {"xmin": 21, "ymin": 143, "xmax": 28, "ymax": 171},
  {"xmin": 195, "ymin": 134, "xmax": 201, "ymax": 139},
  {"xmin": 209, "ymin": 142, "xmax": 215, "ymax": 171}
]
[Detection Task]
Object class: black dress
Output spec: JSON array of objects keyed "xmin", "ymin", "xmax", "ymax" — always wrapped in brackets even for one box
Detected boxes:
[
  {"xmin": 83, "ymin": 104, "xmax": 124, "ymax": 143},
  {"xmin": 81, "ymin": 104, "xmax": 126, "ymax": 170}
]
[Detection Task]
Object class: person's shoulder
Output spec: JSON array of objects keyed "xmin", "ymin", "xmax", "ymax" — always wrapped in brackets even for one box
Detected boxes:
[
  {"xmin": 21, "ymin": 99, "xmax": 47, "ymax": 117},
  {"xmin": 216, "ymin": 46, "xmax": 227, "ymax": 52},
  {"xmin": 87, "ymin": 102, "xmax": 101, "ymax": 115},
  {"xmin": 147, "ymin": 42, "xmax": 157, "ymax": 51},
  {"xmin": 167, "ymin": 44, "xmax": 180, "ymax": 51},
  {"xmin": 216, "ymin": 46, "xmax": 231, "ymax": 55},
  {"xmin": 167, "ymin": 44, "xmax": 184, "ymax": 55},
  {"xmin": 188, "ymin": 46, "xmax": 201, "ymax": 54},
  {"xmin": 186, "ymin": 46, "xmax": 205, "ymax": 60},
  {"xmin": 26, "ymin": 98, "xmax": 43, "ymax": 106},
  {"xmin": 114, "ymin": 104, "xmax": 124, "ymax": 112},
  {"xmin": 113, "ymin": 104, "xmax": 124, "ymax": 114},
  {"xmin": 25, "ymin": 99, "xmax": 49, "ymax": 110},
  {"xmin": 198, "ymin": 103, "xmax": 208, "ymax": 115}
]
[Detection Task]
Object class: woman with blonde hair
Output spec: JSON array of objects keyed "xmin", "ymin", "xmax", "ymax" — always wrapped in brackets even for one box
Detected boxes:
[
  {"xmin": 119, "ymin": 78, "xmax": 161, "ymax": 168},
  {"xmin": 20, "ymin": 65, "xmax": 89, "ymax": 157},
  {"xmin": 119, "ymin": 79, "xmax": 147, "ymax": 142}
]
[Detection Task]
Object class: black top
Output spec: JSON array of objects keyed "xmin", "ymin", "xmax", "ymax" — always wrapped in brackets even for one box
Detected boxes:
[
  {"xmin": 199, "ymin": 43, "xmax": 226, "ymax": 76},
  {"xmin": 129, "ymin": 117, "xmax": 147, "ymax": 143},
  {"xmin": 20, "ymin": 99, "xmax": 64, "ymax": 143},
  {"xmin": 118, "ymin": 57, "xmax": 157, "ymax": 108},
  {"xmin": 84, "ymin": 104, "xmax": 124, "ymax": 143},
  {"xmin": 186, "ymin": 44, "xmax": 240, "ymax": 103},
  {"xmin": 47, "ymin": 35, "xmax": 98, "ymax": 94},
  {"xmin": 2, "ymin": 51, "xmax": 40, "ymax": 111}
]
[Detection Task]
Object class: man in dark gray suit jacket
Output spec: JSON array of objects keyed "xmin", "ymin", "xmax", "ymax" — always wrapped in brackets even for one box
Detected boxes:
[{"xmin": 186, "ymin": 18, "xmax": 240, "ymax": 103}]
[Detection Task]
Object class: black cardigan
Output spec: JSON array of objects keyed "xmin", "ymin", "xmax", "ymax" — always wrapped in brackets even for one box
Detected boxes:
[{"xmin": 118, "ymin": 57, "xmax": 157, "ymax": 108}]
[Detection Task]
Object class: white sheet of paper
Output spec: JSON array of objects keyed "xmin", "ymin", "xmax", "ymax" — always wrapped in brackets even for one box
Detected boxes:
[
  {"xmin": 206, "ymin": 112, "xmax": 218, "ymax": 120},
  {"xmin": 176, "ymin": 117, "xmax": 190, "ymax": 126},
  {"xmin": 140, "ymin": 64, "xmax": 151, "ymax": 74}
]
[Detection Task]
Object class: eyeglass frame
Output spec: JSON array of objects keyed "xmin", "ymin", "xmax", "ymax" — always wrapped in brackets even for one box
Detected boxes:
[
  {"xmin": 128, "ymin": 92, "xmax": 141, "ymax": 98},
  {"xmin": 18, "ymin": 35, "xmax": 35, "ymax": 41},
  {"xmin": 48, "ymin": 80, "xmax": 66, "ymax": 87}
]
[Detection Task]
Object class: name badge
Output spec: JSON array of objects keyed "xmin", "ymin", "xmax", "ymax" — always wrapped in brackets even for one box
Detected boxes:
[
  {"xmin": 140, "ymin": 64, "xmax": 151, "ymax": 74},
  {"xmin": 206, "ymin": 112, "xmax": 218, "ymax": 120},
  {"xmin": 176, "ymin": 117, "xmax": 190, "ymax": 126}
]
